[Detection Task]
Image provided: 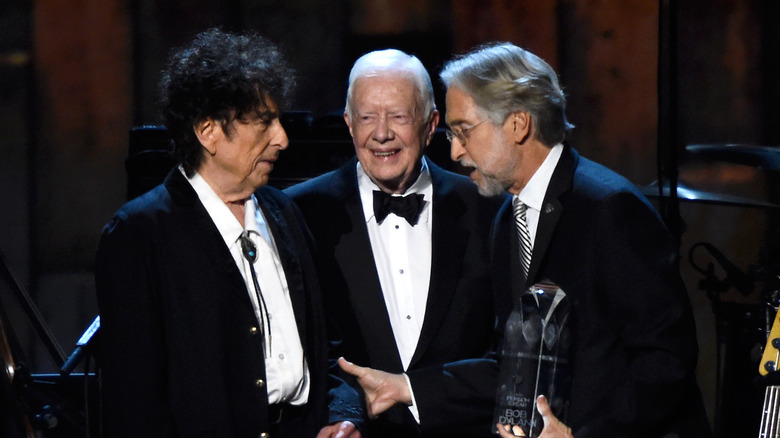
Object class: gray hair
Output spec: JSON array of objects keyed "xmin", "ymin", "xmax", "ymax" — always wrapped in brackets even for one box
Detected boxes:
[
  {"xmin": 440, "ymin": 42, "xmax": 574, "ymax": 147},
  {"xmin": 345, "ymin": 49, "xmax": 436, "ymax": 121}
]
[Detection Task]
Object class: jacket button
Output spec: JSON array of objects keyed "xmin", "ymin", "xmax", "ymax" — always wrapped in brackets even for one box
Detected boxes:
[
  {"xmin": 250, "ymin": 326, "xmax": 259, "ymax": 335},
  {"xmin": 255, "ymin": 379, "xmax": 265, "ymax": 388}
]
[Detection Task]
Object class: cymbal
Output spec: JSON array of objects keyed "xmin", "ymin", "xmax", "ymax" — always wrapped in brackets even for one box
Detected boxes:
[
  {"xmin": 641, "ymin": 180, "xmax": 780, "ymax": 209},
  {"xmin": 685, "ymin": 144, "xmax": 780, "ymax": 171}
]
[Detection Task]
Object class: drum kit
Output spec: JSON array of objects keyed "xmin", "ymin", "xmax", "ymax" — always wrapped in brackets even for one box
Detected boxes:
[
  {"xmin": 641, "ymin": 144, "xmax": 780, "ymax": 209},
  {"xmin": 640, "ymin": 143, "xmax": 780, "ymax": 319},
  {"xmin": 641, "ymin": 144, "xmax": 780, "ymax": 437},
  {"xmin": 639, "ymin": 143, "xmax": 780, "ymax": 308}
]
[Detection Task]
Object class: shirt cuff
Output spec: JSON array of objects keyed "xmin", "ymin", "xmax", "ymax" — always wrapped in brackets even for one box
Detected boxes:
[{"xmin": 403, "ymin": 373, "xmax": 420, "ymax": 424}]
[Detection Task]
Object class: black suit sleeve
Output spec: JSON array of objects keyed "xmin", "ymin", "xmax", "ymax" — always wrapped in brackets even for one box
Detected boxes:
[
  {"xmin": 95, "ymin": 213, "xmax": 175, "ymax": 438},
  {"xmin": 579, "ymin": 192, "xmax": 705, "ymax": 437},
  {"xmin": 406, "ymin": 358, "xmax": 498, "ymax": 433}
]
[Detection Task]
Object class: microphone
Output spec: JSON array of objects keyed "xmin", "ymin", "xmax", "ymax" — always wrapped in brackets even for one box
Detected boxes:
[
  {"xmin": 60, "ymin": 315, "xmax": 100, "ymax": 376},
  {"xmin": 700, "ymin": 243, "xmax": 755, "ymax": 295}
]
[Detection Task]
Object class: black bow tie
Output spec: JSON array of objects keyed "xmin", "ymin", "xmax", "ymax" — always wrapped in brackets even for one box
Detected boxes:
[{"xmin": 373, "ymin": 190, "xmax": 425, "ymax": 226}]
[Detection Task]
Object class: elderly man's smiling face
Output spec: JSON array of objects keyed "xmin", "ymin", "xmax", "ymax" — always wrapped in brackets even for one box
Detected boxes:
[{"xmin": 345, "ymin": 73, "xmax": 438, "ymax": 194}]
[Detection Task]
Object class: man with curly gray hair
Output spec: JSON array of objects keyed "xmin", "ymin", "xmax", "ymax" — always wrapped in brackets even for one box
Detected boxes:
[{"xmin": 96, "ymin": 28, "xmax": 344, "ymax": 438}]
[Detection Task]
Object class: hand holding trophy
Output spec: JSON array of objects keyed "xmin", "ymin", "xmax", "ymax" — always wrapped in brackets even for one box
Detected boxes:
[{"xmin": 493, "ymin": 282, "xmax": 572, "ymax": 437}]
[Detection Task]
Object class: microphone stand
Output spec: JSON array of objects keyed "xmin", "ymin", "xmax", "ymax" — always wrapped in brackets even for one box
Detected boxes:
[
  {"xmin": 0, "ymin": 248, "xmax": 96, "ymax": 436},
  {"xmin": 60, "ymin": 316, "xmax": 99, "ymax": 377}
]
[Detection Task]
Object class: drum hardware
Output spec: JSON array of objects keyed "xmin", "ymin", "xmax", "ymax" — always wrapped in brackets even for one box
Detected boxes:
[
  {"xmin": 641, "ymin": 180, "xmax": 780, "ymax": 209},
  {"xmin": 689, "ymin": 242, "xmax": 755, "ymax": 297},
  {"xmin": 685, "ymin": 144, "xmax": 780, "ymax": 172},
  {"xmin": 689, "ymin": 241, "xmax": 780, "ymax": 437}
]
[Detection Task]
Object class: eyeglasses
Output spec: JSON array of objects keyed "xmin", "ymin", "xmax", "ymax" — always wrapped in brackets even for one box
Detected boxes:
[{"xmin": 445, "ymin": 119, "xmax": 487, "ymax": 144}]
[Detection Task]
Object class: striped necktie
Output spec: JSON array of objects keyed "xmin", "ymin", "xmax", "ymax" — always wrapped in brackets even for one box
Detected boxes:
[{"xmin": 513, "ymin": 197, "xmax": 532, "ymax": 278}]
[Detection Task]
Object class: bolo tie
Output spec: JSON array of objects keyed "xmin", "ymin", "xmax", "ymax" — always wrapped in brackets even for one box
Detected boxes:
[{"xmin": 239, "ymin": 230, "xmax": 272, "ymax": 358}]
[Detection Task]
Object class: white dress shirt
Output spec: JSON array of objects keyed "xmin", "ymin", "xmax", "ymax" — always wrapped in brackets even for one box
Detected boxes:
[
  {"xmin": 515, "ymin": 144, "xmax": 564, "ymax": 247},
  {"xmin": 185, "ymin": 168, "xmax": 310, "ymax": 406},
  {"xmin": 357, "ymin": 157, "xmax": 433, "ymax": 421}
]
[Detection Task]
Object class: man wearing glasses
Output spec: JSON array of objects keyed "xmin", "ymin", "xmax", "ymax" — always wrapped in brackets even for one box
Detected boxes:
[
  {"xmin": 286, "ymin": 49, "xmax": 504, "ymax": 437},
  {"xmin": 440, "ymin": 43, "xmax": 711, "ymax": 437}
]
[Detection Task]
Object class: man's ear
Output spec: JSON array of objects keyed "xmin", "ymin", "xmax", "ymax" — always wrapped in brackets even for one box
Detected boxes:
[
  {"xmin": 194, "ymin": 118, "xmax": 218, "ymax": 156},
  {"xmin": 512, "ymin": 112, "xmax": 531, "ymax": 144},
  {"xmin": 343, "ymin": 112, "xmax": 355, "ymax": 139},
  {"xmin": 423, "ymin": 110, "xmax": 440, "ymax": 147}
]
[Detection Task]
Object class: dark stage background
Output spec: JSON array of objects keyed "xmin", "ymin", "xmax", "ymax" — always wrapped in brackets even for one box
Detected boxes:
[{"xmin": 2, "ymin": 0, "xmax": 780, "ymax": 436}]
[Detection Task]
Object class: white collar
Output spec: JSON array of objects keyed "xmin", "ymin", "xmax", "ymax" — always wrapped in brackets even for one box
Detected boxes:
[
  {"xmin": 183, "ymin": 167, "xmax": 272, "ymax": 247},
  {"xmin": 517, "ymin": 144, "xmax": 563, "ymax": 211}
]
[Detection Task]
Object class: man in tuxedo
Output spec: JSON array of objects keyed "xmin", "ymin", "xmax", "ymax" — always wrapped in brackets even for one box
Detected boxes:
[
  {"xmin": 285, "ymin": 49, "xmax": 504, "ymax": 437},
  {"xmin": 438, "ymin": 43, "xmax": 712, "ymax": 438},
  {"xmin": 95, "ymin": 29, "xmax": 351, "ymax": 438}
]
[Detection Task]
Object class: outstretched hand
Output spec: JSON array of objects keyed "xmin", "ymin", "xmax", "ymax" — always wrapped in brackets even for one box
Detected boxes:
[
  {"xmin": 496, "ymin": 395, "xmax": 573, "ymax": 438},
  {"xmin": 338, "ymin": 357, "xmax": 411, "ymax": 418}
]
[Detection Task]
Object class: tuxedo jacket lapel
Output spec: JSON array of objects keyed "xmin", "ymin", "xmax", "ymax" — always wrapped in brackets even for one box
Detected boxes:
[
  {"xmin": 332, "ymin": 162, "xmax": 405, "ymax": 372},
  {"xmin": 409, "ymin": 162, "xmax": 467, "ymax": 367}
]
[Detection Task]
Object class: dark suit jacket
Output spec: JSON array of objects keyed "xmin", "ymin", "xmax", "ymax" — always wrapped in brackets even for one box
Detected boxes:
[
  {"xmin": 491, "ymin": 145, "xmax": 712, "ymax": 438},
  {"xmin": 95, "ymin": 168, "xmax": 329, "ymax": 438},
  {"xmin": 285, "ymin": 157, "xmax": 506, "ymax": 437}
]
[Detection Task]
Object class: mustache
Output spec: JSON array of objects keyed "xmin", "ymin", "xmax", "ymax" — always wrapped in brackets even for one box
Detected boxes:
[{"xmin": 459, "ymin": 159, "xmax": 477, "ymax": 169}]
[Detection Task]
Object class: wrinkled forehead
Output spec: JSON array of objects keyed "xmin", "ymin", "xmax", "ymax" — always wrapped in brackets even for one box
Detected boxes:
[
  {"xmin": 352, "ymin": 73, "xmax": 421, "ymax": 110},
  {"xmin": 353, "ymin": 67, "xmax": 419, "ymax": 90}
]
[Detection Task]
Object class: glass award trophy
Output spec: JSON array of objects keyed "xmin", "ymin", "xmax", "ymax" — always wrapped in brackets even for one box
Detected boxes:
[{"xmin": 493, "ymin": 282, "xmax": 572, "ymax": 437}]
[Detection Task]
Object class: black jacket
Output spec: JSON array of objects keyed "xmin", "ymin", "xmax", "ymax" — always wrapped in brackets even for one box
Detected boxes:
[
  {"xmin": 491, "ymin": 145, "xmax": 712, "ymax": 438},
  {"xmin": 96, "ymin": 168, "xmax": 329, "ymax": 438},
  {"xmin": 286, "ymin": 157, "xmax": 506, "ymax": 437}
]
